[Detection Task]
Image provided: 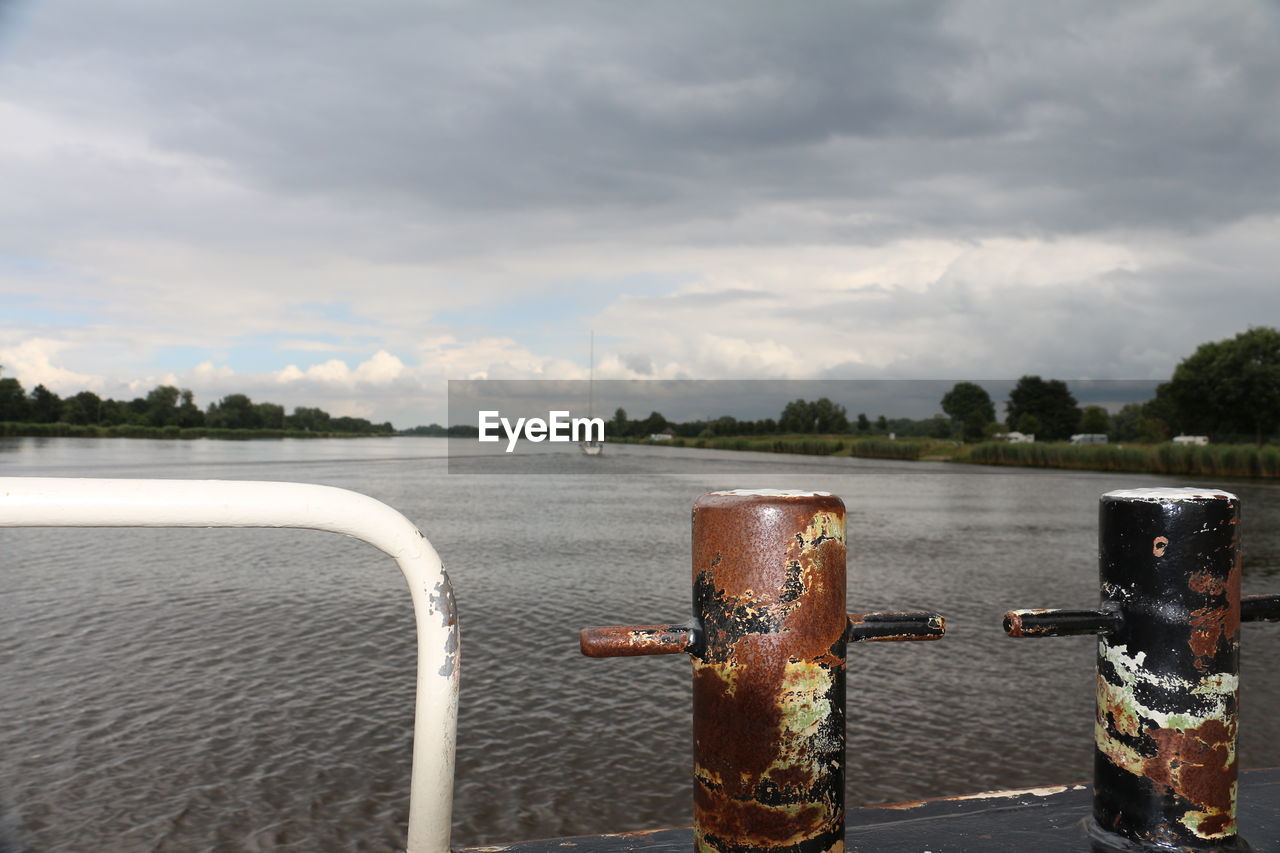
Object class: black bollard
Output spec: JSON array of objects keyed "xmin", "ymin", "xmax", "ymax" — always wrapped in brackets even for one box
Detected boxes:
[{"xmin": 1005, "ymin": 487, "xmax": 1280, "ymax": 852}]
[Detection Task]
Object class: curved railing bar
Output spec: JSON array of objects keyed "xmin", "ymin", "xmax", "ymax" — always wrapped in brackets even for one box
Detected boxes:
[{"xmin": 0, "ymin": 477, "xmax": 457, "ymax": 853}]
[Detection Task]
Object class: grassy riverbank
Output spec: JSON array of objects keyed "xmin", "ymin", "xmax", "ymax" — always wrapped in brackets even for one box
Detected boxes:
[
  {"xmin": 0, "ymin": 422, "xmax": 390, "ymax": 439},
  {"xmin": 628, "ymin": 434, "xmax": 1280, "ymax": 479},
  {"xmin": 965, "ymin": 440, "xmax": 1280, "ymax": 478},
  {"xmin": 622, "ymin": 434, "xmax": 943, "ymax": 460}
]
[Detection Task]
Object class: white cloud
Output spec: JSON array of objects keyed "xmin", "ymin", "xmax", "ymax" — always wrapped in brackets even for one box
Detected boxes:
[
  {"xmin": 414, "ymin": 336, "xmax": 585, "ymax": 381},
  {"xmin": 191, "ymin": 361, "xmax": 236, "ymax": 382},
  {"xmin": 0, "ymin": 338, "xmax": 100, "ymax": 393},
  {"xmin": 274, "ymin": 350, "xmax": 406, "ymax": 387}
]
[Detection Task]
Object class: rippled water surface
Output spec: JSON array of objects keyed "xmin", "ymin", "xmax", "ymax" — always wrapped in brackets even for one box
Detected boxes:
[{"xmin": 3, "ymin": 437, "xmax": 1280, "ymax": 852}]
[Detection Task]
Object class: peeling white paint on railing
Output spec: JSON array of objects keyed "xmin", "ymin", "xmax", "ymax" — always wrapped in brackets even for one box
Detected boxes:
[{"xmin": 0, "ymin": 477, "xmax": 457, "ymax": 853}]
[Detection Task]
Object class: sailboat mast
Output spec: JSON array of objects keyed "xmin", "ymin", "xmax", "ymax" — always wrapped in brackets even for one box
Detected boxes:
[{"xmin": 580, "ymin": 330, "xmax": 604, "ymax": 454}]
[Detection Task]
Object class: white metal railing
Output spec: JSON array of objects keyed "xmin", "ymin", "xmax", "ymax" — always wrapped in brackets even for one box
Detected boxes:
[{"xmin": 0, "ymin": 477, "xmax": 458, "ymax": 853}]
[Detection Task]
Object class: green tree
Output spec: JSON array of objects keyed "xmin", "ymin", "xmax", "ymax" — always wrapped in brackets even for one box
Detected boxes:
[
  {"xmin": 176, "ymin": 390, "xmax": 204, "ymax": 427},
  {"xmin": 1111, "ymin": 394, "xmax": 1176, "ymax": 443},
  {"xmin": 779, "ymin": 399, "xmax": 814, "ymax": 433},
  {"xmin": 206, "ymin": 393, "xmax": 261, "ymax": 429},
  {"xmin": 125, "ymin": 397, "xmax": 148, "ymax": 423},
  {"xmin": 256, "ymin": 402, "xmax": 285, "ymax": 429},
  {"xmin": 62, "ymin": 390, "xmax": 103, "ymax": 425},
  {"xmin": 1162, "ymin": 327, "xmax": 1280, "ymax": 446},
  {"xmin": 1139, "ymin": 415, "xmax": 1171, "ymax": 444},
  {"xmin": 1006, "ymin": 376, "xmax": 1080, "ymax": 441},
  {"xmin": 639, "ymin": 411, "xmax": 669, "ymax": 436},
  {"xmin": 328, "ymin": 415, "xmax": 390, "ymax": 434},
  {"xmin": 941, "ymin": 382, "xmax": 996, "ymax": 442},
  {"xmin": 960, "ymin": 409, "xmax": 988, "ymax": 441},
  {"xmin": 855, "ymin": 413, "xmax": 870, "ymax": 434},
  {"xmin": 875, "ymin": 415, "xmax": 888, "ymax": 433},
  {"xmin": 1111, "ymin": 403, "xmax": 1143, "ymax": 442},
  {"xmin": 99, "ymin": 398, "xmax": 130, "ymax": 425},
  {"xmin": 610, "ymin": 407, "xmax": 629, "ymax": 438},
  {"xmin": 811, "ymin": 397, "xmax": 848, "ymax": 433},
  {"xmin": 288, "ymin": 406, "xmax": 331, "ymax": 432},
  {"xmin": 28, "ymin": 384, "xmax": 62, "ymax": 423},
  {"xmin": 1015, "ymin": 413, "xmax": 1042, "ymax": 436},
  {"xmin": 0, "ymin": 376, "xmax": 30, "ymax": 421},
  {"xmin": 1078, "ymin": 405, "xmax": 1112, "ymax": 436},
  {"xmin": 706, "ymin": 415, "xmax": 736, "ymax": 436},
  {"xmin": 144, "ymin": 385, "xmax": 182, "ymax": 427}
]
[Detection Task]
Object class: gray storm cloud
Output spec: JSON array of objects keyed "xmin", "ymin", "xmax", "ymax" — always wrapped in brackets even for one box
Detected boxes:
[{"xmin": 10, "ymin": 1, "xmax": 1278, "ymax": 241}]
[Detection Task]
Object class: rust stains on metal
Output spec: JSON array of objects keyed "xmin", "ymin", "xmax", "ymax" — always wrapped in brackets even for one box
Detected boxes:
[
  {"xmin": 1188, "ymin": 562, "xmax": 1242, "ymax": 672},
  {"xmin": 690, "ymin": 491, "xmax": 847, "ymax": 853},
  {"xmin": 1153, "ymin": 535, "xmax": 1169, "ymax": 556},
  {"xmin": 1148, "ymin": 719, "xmax": 1237, "ymax": 837},
  {"xmin": 579, "ymin": 625, "xmax": 692, "ymax": 657},
  {"xmin": 1004, "ymin": 608, "xmax": 1032, "ymax": 638},
  {"xmin": 1093, "ymin": 652, "xmax": 1239, "ymax": 841},
  {"xmin": 1003, "ymin": 607, "xmax": 1120, "ymax": 638},
  {"xmin": 693, "ymin": 783, "xmax": 831, "ymax": 850}
]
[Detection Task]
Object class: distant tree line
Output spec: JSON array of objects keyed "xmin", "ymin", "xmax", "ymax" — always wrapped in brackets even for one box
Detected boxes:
[
  {"xmin": 938, "ymin": 327, "xmax": 1280, "ymax": 445},
  {"xmin": 597, "ymin": 390, "xmax": 1106, "ymax": 444},
  {"xmin": 401, "ymin": 423, "xmax": 479, "ymax": 437},
  {"xmin": 585, "ymin": 328, "xmax": 1280, "ymax": 447},
  {"xmin": 600, "ymin": 398, "xmax": 919, "ymax": 440},
  {"xmin": 606, "ymin": 408, "xmax": 767, "ymax": 439},
  {"xmin": 0, "ymin": 371, "xmax": 392, "ymax": 434}
]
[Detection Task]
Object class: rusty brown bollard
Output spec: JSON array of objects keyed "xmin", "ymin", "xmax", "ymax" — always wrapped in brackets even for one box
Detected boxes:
[
  {"xmin": 1004, "ymin": 487, "xmax": 1280, "ymax": 853},
  {"xmin": 580, "ymin": 490, "xmax": 944, "ymax": 853}
]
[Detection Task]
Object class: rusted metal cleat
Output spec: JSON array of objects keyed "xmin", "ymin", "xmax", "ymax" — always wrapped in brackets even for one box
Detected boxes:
[
  {"xmin": 580, "ymin": 489, "xmax": 944, "ymax": 853},
  {"xmin": 1004, "ymin": 487, "xmax": 1280, "ymax": 853}
]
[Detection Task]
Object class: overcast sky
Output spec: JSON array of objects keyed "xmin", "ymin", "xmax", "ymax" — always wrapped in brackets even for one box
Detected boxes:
[{"xmin": 1, "ymin": 1, "xmax": 1277, "ymax": 426}]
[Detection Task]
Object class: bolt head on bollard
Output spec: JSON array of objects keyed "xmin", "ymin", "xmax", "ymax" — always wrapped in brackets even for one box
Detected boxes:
[{"xmin": 690, "ymin": 490, "xmax": 848, "ymax": 853}]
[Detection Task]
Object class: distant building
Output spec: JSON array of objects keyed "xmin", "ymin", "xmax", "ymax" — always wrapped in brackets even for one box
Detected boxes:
[
  {"xmin": 995, "ymin": 431, "xmax": 1035, "ymax": 443},
  {"xmin": 1070, "ymin": 433, "xmax": 1109, "ymax": 445},
  {"xmin": 649, "ymin": 428, "xmax": 676, "ymax": 441},
  {"xmin": 1172, "ymin": 434, "xmax": 1209, "ymax": 446}
]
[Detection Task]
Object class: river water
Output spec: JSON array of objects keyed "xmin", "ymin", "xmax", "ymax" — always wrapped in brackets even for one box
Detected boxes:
[{"xmin": 2, "ymin": 437, "xmax": 1279, "ymax": 852}]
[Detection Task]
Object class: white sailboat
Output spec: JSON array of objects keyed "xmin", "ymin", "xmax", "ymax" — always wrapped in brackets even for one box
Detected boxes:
[{"xmin": 581, "ymin": 331, "xmax": 604, "ymax": 456}]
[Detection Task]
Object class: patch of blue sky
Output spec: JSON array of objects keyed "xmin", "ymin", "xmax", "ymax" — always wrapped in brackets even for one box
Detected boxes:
[
  {"xmin": 153, "ymin": 345, "xmax": 214, "ymax": 372},
  {"xmin": 0, "ymin": 295, "xmax": 98, "ymax": 327},
  {"xmin": 155, "ymin": 331, "xmax": 384, "ymax": 374},
  {"xmin": 0, "ymin": 2, "xmax": 39, "ymax": 59},
  {"xmin": 225, "ymin": 332, "xmax": 382, "ymax": 373},
  {"xmin": 434, "ymin": 272, "xmax": 689, "ymax": 360},
  {"xmin": 295, "ymin": 301, "xmax": 362, "ymax": 324},
  {"xmin": 0, "ymin": 252, "xmax": 60, "ymax": 276}
]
